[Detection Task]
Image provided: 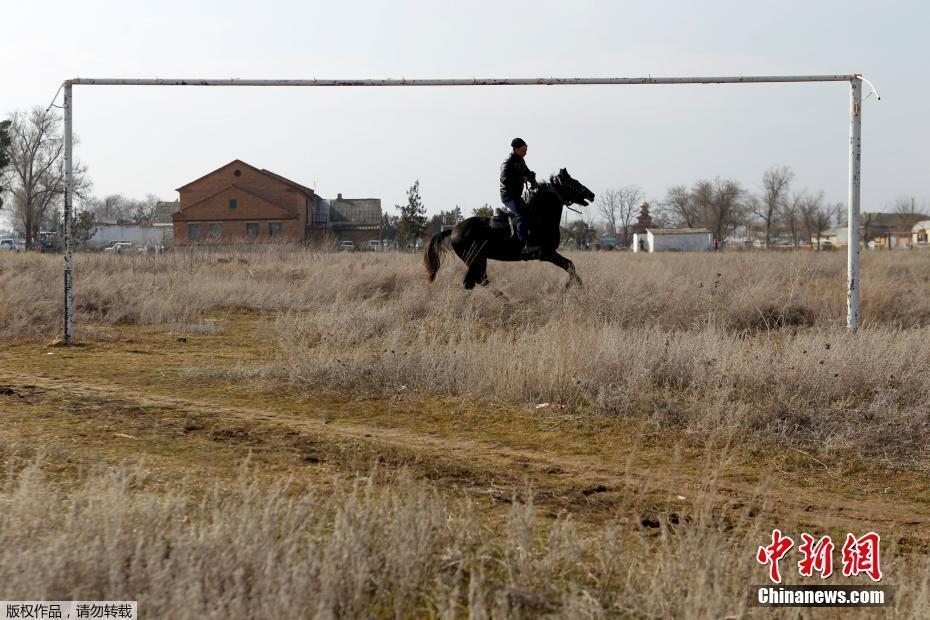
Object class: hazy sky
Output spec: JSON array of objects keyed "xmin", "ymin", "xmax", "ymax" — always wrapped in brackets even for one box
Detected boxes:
[{"xmin": 2, "ymin": 0, "xmax": 928, "ymax": 223}]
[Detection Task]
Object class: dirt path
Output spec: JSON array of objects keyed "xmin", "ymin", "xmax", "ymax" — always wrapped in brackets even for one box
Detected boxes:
[{"xmin": 3, "ymin": 365, "xmax": 929, "ymax": 551}]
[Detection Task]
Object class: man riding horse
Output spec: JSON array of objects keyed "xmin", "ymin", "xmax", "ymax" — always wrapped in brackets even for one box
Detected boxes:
[
  {"xmin": 424, "ymin": 165, "xmax": 595, "ymax": 290},
  {"xmin": 500, "ymin": 138, "xmax": 539, "ymax": 256}
]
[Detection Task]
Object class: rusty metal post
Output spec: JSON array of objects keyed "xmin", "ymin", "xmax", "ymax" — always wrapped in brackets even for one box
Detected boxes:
[
  {"xmin": 57, "ymin": 73, "xmax": 872, "ymax": 338},
  {"xmin": 847, "ymin": 78, "xmax": 862, "ymax": 332},
  {"xmin": 63, "ymin": 81, "xmax": 74, "ymax": 345}
]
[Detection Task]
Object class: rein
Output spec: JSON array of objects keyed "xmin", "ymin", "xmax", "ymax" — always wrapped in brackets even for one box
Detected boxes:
[{"xmin": 544, "ymin": 181, "xmax": 582, "ymax": 214}]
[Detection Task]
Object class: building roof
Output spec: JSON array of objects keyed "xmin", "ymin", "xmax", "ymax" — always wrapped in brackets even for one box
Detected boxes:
[
  {"xmin": 260, "ymin": 169, "xmax": 315, "ymax": 197},
  {"xmin": 327, "ymin": 197, "xmax": 382, "ymax": 227},
  {"xmin": 175, "ymin": 159, "xmax": 315, "ymax": 198},
  {"xmin": 176, "ymin": 159, "xmax": 260, "ymax": 191},
  {"xmin": 861, "ymin": 212, "xmax": 929, "ymax": 230},
  {"xmin": 171, "ymin": 183, "xmax": 297, "ymax": 220},
  {"xmin": 646, "ymin": 228, "xmax": 712, "ymax": 235},
  {"xmin": 911, "ymin": 220, "xmax": 930, "ymax": 232}
]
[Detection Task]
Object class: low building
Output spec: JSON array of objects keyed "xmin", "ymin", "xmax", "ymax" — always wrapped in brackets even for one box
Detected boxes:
[
  {"xmin": 821, "ymin": 213, "xmax": 928, "ymax": 249},
  {"xmin": 310, "ymin": 193, "xmax": 381, "ymax": 247},
  {"xmin": 87, "ymin": 223, "xmax": 173, "ymax": 250},
  {"xmin": 171, "ymin": 160, "xmax": 380, "ymax": 246},
  {"xmin": 861, "ymin": 212, "xmax": 927, "ymax": 249},
  {"xmin": 819, "ymin": 227, "xmax": 849, "ymax": 247},
  {"xmin": 632, "ymin": 228, "xmax": 713, "ymax": 252},
  {"xmin": 912, "ymin": 220, "xmax": 930, "ymax": 247}
]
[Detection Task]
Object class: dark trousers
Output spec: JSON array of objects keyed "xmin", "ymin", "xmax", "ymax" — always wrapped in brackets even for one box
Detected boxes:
[{"xmin": 501, "ymin": 196, "xmax": 530, "ymax": 244}]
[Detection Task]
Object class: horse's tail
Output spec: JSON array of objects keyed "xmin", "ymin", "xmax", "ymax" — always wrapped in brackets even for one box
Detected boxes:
[{"xmin": 424, "ymin": 229, "xmax": 453, "ymax": 282}]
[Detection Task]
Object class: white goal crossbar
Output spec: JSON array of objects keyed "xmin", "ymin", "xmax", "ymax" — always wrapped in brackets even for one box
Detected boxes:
[{"xmin": 58, "ymin": 74, "xmax": 867, "ymax": 343}]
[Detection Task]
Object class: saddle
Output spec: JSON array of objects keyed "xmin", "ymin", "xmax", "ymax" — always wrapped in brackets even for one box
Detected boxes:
[{"xmin": 488, "ymin": 208, "xmax": 516, "ymax": 237}]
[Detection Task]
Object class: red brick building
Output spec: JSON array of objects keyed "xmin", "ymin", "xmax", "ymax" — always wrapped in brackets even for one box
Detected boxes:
[{"xmin": 171, "ymin": 160, "xmax": 382, "ymax": 246}]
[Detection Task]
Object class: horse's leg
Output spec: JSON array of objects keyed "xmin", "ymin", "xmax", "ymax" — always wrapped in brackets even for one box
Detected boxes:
[
  {"xmin": 540, "ymin": 251, "xmax": 583, "ymax": 288},
  {"xmin": 463, "ymin": 255, "xmax": 488, "ymax": 290},
  {"xmin": 479, "ymin": 262, "xmax": 490, "ymax": 287}
]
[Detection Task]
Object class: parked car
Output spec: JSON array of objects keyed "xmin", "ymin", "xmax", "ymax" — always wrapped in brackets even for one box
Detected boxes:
[
  {"xmin": 103, "ymin": 241, "xmax": 133, "ymax": 254},
  {"xmin": 338, "ymin": 240, "xmax": 356, "ymax": 252},
  {"xmin": 414, "ymin": 239, "xmax": 424, "ymax": 252},
  {"xmin": 0, "ymin": 239, "xmax": 24, "ymax": 252},
  {"xmin": 366, "ymin": 240, "xmax": 381, "ymax": 251}
]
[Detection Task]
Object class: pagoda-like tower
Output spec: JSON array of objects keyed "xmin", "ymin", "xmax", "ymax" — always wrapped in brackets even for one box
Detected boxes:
[{"xmin": 631, "ymin": 201, "xmax": 653, "ymax": 235}]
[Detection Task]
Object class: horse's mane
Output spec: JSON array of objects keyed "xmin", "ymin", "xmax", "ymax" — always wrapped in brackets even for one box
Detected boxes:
[
  {"xmin": 530, "ymin": 179, "xmax": 575, "ymax": 214},
  {"xmin": 527, "ymin": 182, "xmax": 559, "ymax": 208}
]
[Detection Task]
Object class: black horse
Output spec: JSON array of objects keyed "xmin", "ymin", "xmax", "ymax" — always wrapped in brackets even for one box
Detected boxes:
[{"xmin": 424, "ymin": 168, "xmax": 595, "ymax": 289}]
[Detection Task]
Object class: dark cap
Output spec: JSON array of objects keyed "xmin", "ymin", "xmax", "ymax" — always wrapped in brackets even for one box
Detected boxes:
[{"xmin": 511, "ymin": 138, "xmax": 527, "ymax": 149}]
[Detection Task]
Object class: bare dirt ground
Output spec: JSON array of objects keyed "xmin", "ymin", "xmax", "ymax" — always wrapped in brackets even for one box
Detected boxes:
[{"xmin": 4, "ymin": 311, "xmax": 929, "ymax": 553}]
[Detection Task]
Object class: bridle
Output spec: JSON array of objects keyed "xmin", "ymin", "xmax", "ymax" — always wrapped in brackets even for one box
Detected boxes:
[{"xmin": 548, "ymin": 176, "xmax": 583, "ymax": 214}]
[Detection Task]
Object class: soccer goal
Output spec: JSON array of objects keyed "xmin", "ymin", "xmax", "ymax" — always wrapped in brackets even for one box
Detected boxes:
[{"xmin": 55, "ymin": 74, "xmax": 874, "ymax": 344}]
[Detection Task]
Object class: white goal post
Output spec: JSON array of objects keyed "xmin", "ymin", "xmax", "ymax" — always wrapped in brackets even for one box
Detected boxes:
[{"xmin": 58, "ymin": 74, "xmax": 868, "ymax": 343}]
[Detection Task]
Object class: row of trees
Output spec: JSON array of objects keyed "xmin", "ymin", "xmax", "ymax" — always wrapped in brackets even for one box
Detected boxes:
[
  {"xmin": 379, "ymin": 170, "xmax": 847, "ymax": 251},
  {"xmin": 85, "ymin": 193, "xmax": 165, "ymax": 225},
  {"xmin": 3, "ymin": 107, "xmax": 921, "ymax": 252},
  {"xmin": 590, "ymin": 167, "xmax": 847, "ymax": 249}
]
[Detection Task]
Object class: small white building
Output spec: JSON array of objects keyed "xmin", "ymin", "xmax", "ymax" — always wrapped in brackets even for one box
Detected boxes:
[
  {"xmin": 87, "ymin": 223, "xmax": 173, "ymax": 249},
  {"xmin": 912, "ymin": 220, "xmax": 930, "ymax": 247},
  {"xmin": 632, "ymin": 228, "xmax": 713, "ymax": 252}
]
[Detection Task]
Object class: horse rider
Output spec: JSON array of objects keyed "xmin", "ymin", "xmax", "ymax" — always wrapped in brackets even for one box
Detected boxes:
[{"xmin": 500, "ymin": 138, "xmax": 539, "ymax": 255}]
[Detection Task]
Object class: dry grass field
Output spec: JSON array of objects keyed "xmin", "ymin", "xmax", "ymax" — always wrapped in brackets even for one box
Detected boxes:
[{"xmin": 2, "ymin": 247, "xmax": 930, "ymax": 618}]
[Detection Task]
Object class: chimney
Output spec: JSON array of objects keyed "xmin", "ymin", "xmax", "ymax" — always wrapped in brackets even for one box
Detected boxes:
[{"xmin": 337, "ymin": 193, "xmax": 342, "ymax": 200}]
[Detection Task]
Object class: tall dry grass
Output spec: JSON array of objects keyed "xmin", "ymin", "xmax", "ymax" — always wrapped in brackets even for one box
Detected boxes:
[
  {"xmin": 4, "ymin": 250, "xmax": 930, "ymax": 617},
  {"xmin": 3, "ymin": 248, "xmax": 930, "ymax": 459},
  {"xmin": 1, "ymin": 451, "xmax": 925, "ymax": 619},
  {"xmin": 3, "ymin": 246, "xmax": 930, "ymax": 338}
]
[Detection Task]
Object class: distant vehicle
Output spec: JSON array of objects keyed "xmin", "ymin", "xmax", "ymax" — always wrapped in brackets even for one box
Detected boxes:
[
  {"xmin": 103, "ymin": 241, "xmax": 133, "ymax": 254},
  {"xmin": 0, "ymin": 239, "xmax": 24, "ymax": 252},
  {"xmin": 414, "ymin": 239, "xmax": 424, "ymax": 252},
  {"xmin": 366, "ymin": 240, "xmax": 381, "ymax": 251},
  {"xmin": 821, "ymin": 241, "xmax": 835, "ymax": 250},
  {"xmin": 338, "ymin": 240, "xmax": 356, "ymax": 252}
]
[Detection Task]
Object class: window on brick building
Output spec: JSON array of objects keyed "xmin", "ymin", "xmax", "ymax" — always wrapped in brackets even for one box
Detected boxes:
[
  {"xmin": 246, "ymin": 223, "xmax": 259, "ymax": 238},
  {"xmin": 269, "ymin": 222, "xmax": 282, "ymax": 237},
  {"xmin": 229, "ymin": 198, "xmax": 237, "ymax": 210},
  {"xmin": 188, "ymin": 224, "xmax": 202, "ymax": 241},
  {"xmin": 209, "ymin": 223, "xmax": 222, "ymax": 239}
]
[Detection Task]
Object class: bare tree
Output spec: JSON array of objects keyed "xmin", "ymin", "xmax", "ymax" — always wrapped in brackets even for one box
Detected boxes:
[
  {"xmin": 893, "ymin": 195, "xmax": 921, "ymax": 215},
  {"xmin": 0, "ymin": 119, "xmax": 12, "ymax": 209},
  {"xmin": 663, "ymin": 184, "xmax": 699, "ymax": 228},
  {"xmin": 616, "ymin": 186, "xmax": 643, "ymax": 246},
  {"xmin": 754, "ymin": 166, "xmax": 794, "ymax": 246},
  {"xmin": 799, "ymin": 191, "xmax": 832, "ymax": 249},
  {"xmin": 89, "ymin": 194, "xmax": 127, "ymax": 223},
  {"xmin": 87, "ymin": 193, "xmax": 161, "ymax": 224},
  {"xmin": 5, "ymin": 107, "xmax": 89, "ymax": 248},
  {"xmin": 782, "ymin": 191, "xmax": 804, "ymax": 248},
  {"xmin": 129, "ymin": 194, "xmax": 162, "ymax": 224},
  {"xmin": 597, "ymin": 185, "xmax": 644, "ymax": 246},
  {"xmin": 829, "ymin": 202, "xmax": 844, "ymax": 228},
  {"xmin": 702, "ymin": 178, "xmax": 745, "ymax": 244},
  {"xmin": 595, "ymin": 188, "xmax": 620, "ymax": 235}
]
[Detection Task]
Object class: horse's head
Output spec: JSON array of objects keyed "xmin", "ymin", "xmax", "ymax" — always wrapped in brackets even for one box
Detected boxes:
[{"xmin": 550, "ymin": 168, "xmax": 595, "ymax": 207}]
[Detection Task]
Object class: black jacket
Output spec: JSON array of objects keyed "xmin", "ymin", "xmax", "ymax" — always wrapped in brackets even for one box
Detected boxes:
[{"xmin": 499, "ymin": 153, "xmax": 535, "ymax": 200}]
